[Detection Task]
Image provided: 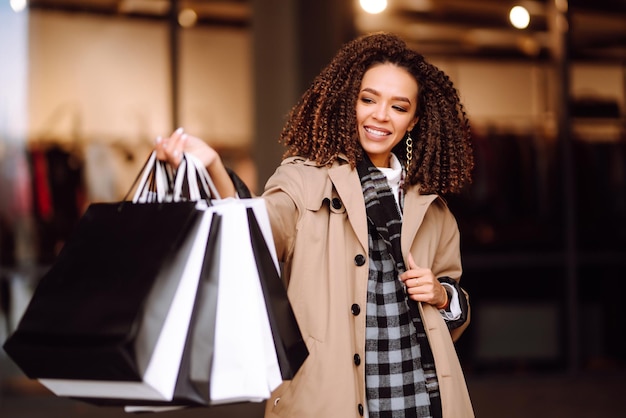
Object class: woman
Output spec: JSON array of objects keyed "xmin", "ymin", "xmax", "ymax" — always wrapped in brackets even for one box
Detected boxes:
[{"xmin": 157, "ymin": 32, "xmax": 474, "ymax": 418}]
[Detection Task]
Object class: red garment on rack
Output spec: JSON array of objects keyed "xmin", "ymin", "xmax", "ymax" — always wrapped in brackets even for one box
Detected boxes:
[{"xmin": 31, "ymin": 149, "xmax": 53, "ymax": 221}]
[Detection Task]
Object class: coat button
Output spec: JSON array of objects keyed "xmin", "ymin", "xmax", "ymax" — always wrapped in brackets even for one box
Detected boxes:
[
  {"xmin": 351, "ymin": 304, "xmax": 361, "ymax": 315},
  {"xmin": 358, "ymin": 403, "xmax": 364, "ymax": 416},
  {"xmin": 354, "ymin": 254, "xmax": 366, "ymax": 266},
  {"xmin": 331, "ymin": 197, "xmax": 342, "ymax": 209},
  {"xmin": 354, "ymin": 353, "xmax": 361, "ymax": 366}
]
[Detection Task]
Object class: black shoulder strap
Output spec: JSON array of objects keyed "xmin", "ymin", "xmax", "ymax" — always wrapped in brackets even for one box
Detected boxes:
[{"xmin": 226, "ymin": 167, "xmax": 252, "ymax": 198}]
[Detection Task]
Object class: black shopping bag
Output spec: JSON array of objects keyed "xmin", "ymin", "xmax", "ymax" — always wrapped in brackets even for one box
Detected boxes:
[
  {"xmin": 73, "ymin": 210, "xmax": 224, "ymax": 408},
  {"xmin": 246, "ymin": 206, "xmax": 308, "ymax": 380},
  {"xmin": 3, "ymin": 200, "xmax": 218, "ymax": 404}
]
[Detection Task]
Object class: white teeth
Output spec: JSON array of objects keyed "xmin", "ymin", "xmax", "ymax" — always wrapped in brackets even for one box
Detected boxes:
[{"xmin": 365, "ymin": 127, "xmax": 388, "ymax": 136}]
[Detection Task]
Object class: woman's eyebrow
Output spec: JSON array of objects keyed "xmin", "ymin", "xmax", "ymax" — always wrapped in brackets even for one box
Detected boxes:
[{"xmin": 361, "ymin": 87, "xmax": 412, "ymax": 104}]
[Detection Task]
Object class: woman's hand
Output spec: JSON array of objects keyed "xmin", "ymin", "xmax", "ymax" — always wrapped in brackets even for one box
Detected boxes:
[
  {"xmin": 154, "ymin": 127, "xmax": 236, "ymax": 198},
  {"xmin": 399, "ymin": 253, "xmax": 449, "ymax": 309},
  {"xmin": 155, "ymin": 127, "xmax": 220, "ymax": 169}
]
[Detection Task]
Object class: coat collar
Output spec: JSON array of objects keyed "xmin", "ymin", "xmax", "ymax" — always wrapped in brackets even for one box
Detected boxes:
[{"xmin": 296, "ymin": 154, "xmax": 440, "ymax": 256}]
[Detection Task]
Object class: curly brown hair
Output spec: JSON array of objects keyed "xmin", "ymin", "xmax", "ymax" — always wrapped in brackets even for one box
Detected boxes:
[{"xmin": 280, "ymin": 32, "xmax": 474, "ymax": 194}]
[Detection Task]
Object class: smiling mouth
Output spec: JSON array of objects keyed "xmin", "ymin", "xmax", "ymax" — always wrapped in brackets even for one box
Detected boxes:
[{"xmin": 365, "ymin": 126, "xmax": 389, "ymax": 137}]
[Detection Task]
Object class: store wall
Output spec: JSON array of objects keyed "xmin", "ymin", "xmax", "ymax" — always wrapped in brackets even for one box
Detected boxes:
[{"xmin": 27, "ymin": 10, "xmax": 252, "ymax": 150}]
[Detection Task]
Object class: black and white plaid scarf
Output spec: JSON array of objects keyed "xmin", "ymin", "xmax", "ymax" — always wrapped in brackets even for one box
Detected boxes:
[{"xmin": 357, "ymin": 154, "xmax": 442, "ymax": 418}]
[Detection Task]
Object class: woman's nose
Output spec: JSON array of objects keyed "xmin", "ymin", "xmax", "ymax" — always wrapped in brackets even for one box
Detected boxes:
[{"xmin": 373, "ymin": 104, "xmax": 389, "ymax": 121}]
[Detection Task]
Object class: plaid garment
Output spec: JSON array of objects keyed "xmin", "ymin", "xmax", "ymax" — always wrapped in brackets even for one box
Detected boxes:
[{"xmin": 357, "ymin": 154, "xmax": 442, "ymax": 418}]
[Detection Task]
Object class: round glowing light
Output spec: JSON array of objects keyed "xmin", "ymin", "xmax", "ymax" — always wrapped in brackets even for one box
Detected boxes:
[
  {"xmin": 360, "ymin": 0, "xmax": 387, "ymax": 15},
  {"xmin": 178, "ymin": 8, "xmax": 198, "ymax": 28},
  {"xmin": 10, "ymin": 0, "xmax": 28, "ymax": 13},
  {"xmin": 509, "ymin": 6, "xmax": 530, "ymax": 29}
]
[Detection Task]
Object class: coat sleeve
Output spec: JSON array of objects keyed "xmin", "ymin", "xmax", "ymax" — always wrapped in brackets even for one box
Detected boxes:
[
  {"xmin": 431, "ymin": 200, "xmax": 471, "ymax": 341},
  {"xmin": 261, "ymin": 163, "xmax": 303, "ymax": 273}
]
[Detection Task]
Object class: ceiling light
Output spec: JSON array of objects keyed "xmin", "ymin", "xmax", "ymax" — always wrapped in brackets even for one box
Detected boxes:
[
  {"xmin": 360, "ymin": 0, "xmax": 387, "ymax": 15},
  {"xmin": 10, "ymin": 0, "xmax": 27, "ymax": 13},
  {"xmin": 510, "ymin": 6, "xmax": 530, "ymax": 29},
  {"xmin": 178, "ymin": 8, "xmax": 198, "ymax": 28}
]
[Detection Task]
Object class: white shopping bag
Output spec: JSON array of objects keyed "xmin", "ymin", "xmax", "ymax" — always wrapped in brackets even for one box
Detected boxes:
[
  {"xmin": 209, "ymin": 199, "xmax": 282, "ymax": 404},
  {"xmin": 125, "ymin": 198, "xmax": 284, "ymax": 413},
  {"xmin": 179, "ymin": 153, "xmax": 289, "ymax": 404}
]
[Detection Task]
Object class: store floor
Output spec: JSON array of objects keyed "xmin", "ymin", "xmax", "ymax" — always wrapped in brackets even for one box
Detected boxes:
[{"xmin": 1, "ymin": 371, "xmax": 625, "ymax": 417}]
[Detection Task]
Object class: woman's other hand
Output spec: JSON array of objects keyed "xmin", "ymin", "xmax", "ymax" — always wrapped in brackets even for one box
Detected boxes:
[{"xmin": 400, "ymin": 253, "xmax": 449, "ymax": 309}]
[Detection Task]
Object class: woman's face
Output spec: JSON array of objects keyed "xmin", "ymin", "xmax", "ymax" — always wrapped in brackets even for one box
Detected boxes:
[{"xmin": 356, "ymin": 63, "xmax": 419, "ymax": 168}]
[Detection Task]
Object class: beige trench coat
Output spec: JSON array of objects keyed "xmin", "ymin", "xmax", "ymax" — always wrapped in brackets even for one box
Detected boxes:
[{"xmin": 261, "ymin": 156, "xmax": 474, "ymax": 417}]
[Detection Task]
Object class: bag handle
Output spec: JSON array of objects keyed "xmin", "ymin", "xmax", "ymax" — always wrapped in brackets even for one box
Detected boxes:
[
  {"xmin": 172, "ymin": 153, "xmax": 221, "ymax": 201},
  {"xmin": 190, "ymin": 153, "xmax": 221, "ymax": 200},
  {"xmin": 123, "ymin": 151, "xmax": 220, "ymax": 204},
  {"xmin": 121, "ymin": 151, "xmax": 174, "ymax": 203}
]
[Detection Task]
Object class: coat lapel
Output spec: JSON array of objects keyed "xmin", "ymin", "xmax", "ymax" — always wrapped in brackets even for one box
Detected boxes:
[
  {"xmin": 401, "ymin": 189, "xmax": 439, "ymax": 260},
  {"xmin": 328, "ymin": 162, "xmax": 440, "ymax": 258}
]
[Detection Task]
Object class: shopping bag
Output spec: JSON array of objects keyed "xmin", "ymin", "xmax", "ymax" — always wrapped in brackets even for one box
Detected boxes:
[
  {"xmin": 198, "ymin": 199, "xmax": 281, "ymax": 404},
  {"xmin": 2, "ymin": 151, "xmax": 220, "ymax": 404},
  {"xmin": 181, "ymin": 153, "xmax": 308, "ymax": 385},
  {"xmin": 124, "ymin": 154, "xmax": 308, "ymax": 411},
  {"xmin": 2, "ymin": 200, "xmax": 217, "ymax": 402},
  {"xmin": 3, "ymin": 151, "xmax": 308, "ymax": 409},
  {"xmin": 163, "ymin": 154, "xmax": 282, "ymax": 405},
  {"xmin": 68, "ymin": 210, "xmax": 223, "ymax": 408},
  {"xmin": 245, "ymin": 204, "xmax": 309, "ymax": 380},
  {"xmin": 121, "ymin": 198, "xmax": 285, "ymax": 412}
]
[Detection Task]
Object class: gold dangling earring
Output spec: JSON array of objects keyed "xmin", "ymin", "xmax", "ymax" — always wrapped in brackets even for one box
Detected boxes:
[{"xmin": 405, "ymin": 132, "xmax": 413, "ymax": 172}]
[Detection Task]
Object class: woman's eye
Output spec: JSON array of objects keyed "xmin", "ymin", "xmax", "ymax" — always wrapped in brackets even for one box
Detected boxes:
[
  {"xmin": 360, "ymin": 97, "xmax": 374, "ymax": 104},
  {"xmin": 393, "ymin": 105, "xmax": 408, "ymax": 113}
]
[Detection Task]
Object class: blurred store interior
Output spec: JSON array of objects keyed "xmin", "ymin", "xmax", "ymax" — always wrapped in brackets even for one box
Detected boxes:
[{"xmin": 1, "ymin": 0, "xmax": 625, "ymax": 417}]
